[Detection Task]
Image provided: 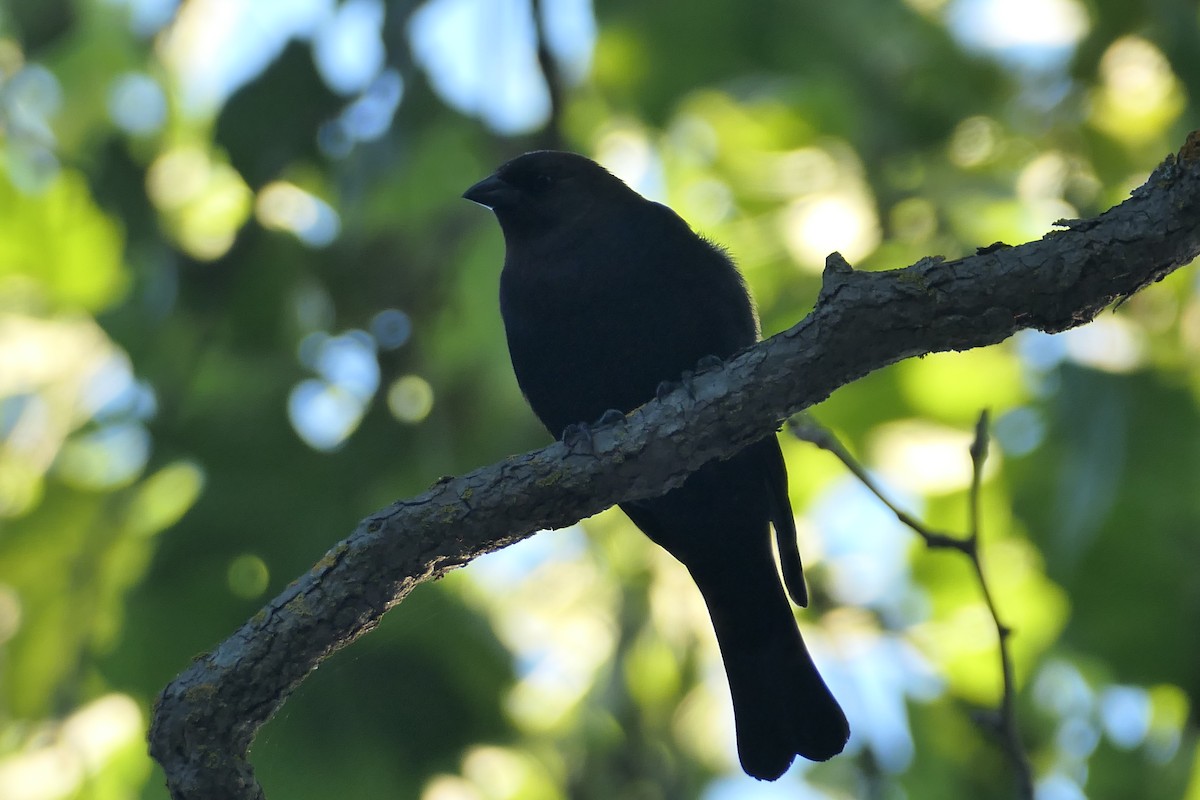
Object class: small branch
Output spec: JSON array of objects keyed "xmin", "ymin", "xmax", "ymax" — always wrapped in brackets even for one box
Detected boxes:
[
  {"xmin": 965, "ymin": 414, "xmax": 1034, "ymax": 797},
  {"xmin": 788, "ymin": 417, "xmax": 967, "ymax": 552},
  {"xmin": 789, "ymin": 412, "xmax": 1034, "ymax": 799},
  {"xmin": 530, "ymin": 0, "xmax": 566, "ymax": 149}
]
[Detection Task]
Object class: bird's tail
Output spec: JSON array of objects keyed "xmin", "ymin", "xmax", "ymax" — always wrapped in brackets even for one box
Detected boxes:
[{"xmin": 690, "ymin": 561, "xmax": 849, "ymax": 780}]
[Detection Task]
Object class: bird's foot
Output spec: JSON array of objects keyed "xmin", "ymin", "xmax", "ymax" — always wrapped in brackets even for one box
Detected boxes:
[
  {"xmin": 563, "ymin": 410, "xmax": 626, "ymax": 455},
  {"xmin": 562, "ymin": 422, "xmax": 594, "ymax": 453},
  {"xmin": 596, "ymin": 408, "xmax": 626, "ymax": 427},
  {"xmin": 655, "ymin": 379, "xmax": 682, "ymax": 402},
  {"xmin": 657, "ymin": 371, "xmax": 701, "ymax": 402}
]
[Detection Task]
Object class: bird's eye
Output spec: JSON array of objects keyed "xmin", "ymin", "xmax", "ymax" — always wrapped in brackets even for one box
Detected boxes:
[{"xmin": 504, "ymin": 168, "xmax": 556, "ymax": 193}]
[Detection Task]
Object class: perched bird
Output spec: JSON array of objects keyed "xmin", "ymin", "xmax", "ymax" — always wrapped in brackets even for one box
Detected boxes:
[{"xmin": 464, "ymin": 150, "xmax": 849, "ymax": 780}]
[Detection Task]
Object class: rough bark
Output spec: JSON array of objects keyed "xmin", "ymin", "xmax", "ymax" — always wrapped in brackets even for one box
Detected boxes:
[{"xmin": 149, "ymin": 131, "xmax": 1200, "ymax": 800}]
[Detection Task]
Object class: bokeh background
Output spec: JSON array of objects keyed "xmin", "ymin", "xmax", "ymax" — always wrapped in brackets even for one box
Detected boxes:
[{"xmin": 2, "ymin": 0, "xmax": 1199, "ymax": 798}]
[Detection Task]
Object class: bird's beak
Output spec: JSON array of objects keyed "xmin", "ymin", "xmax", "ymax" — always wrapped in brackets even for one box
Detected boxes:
[{"xmin": 463, "ymin": 174, "xmax": 515, "ymax": 209}]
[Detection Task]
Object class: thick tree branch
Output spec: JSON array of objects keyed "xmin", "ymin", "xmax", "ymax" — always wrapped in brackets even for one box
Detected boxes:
[{"xmin": 149, "ymin": 132, "xmax": 1200, "ymax": 799}]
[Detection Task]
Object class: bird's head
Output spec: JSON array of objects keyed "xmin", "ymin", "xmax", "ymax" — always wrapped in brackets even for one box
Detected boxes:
[{"xmin": 463, "ymin": 150, "xmax": 635, "ymax": 238}]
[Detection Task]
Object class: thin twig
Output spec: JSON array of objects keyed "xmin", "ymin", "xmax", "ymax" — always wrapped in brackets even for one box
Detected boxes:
[
  {"xmin": 788, "ymin": 417, "xmax": 967, "ymax": 552},
  {"xmin": 965, "ymin": 413, "xmax": 1034, "ymax": 797},
  {"xmin": 788, "ymin": 411, "xmax": 1035, "ymax": 798},
  {"xmin": 529, "ymin": 0, "xmax": 566, "ymax": 149}
]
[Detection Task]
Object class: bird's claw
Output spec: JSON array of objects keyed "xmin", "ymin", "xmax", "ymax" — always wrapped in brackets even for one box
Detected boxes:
[
  {"xmin": 597, "ymin": 408, "xmax": 626, "ymax": 427},
  {"xmin": 657, "ymin": 368, "xmax": 704, "ymax": 402},
  {"xmin": 655, "ymin": 379, "xmax": 682, "ymax": 402},
  {"xmin": 563, "ymin": 410, "xmax": 625, "ymax": 455},
  {"xmin": 562, "ymin": 422, "xmax": 593, "ymax": 452}
]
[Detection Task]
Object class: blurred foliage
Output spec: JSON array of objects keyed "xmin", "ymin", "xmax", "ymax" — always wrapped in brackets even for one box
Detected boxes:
[{"xmin": 0, "ymin": 0, "xmax": 1198, "ymax": 798}]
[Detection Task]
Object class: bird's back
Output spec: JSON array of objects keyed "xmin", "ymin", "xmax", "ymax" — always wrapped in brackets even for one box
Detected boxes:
[{"xmin": 499, "ymin": 198, "xmax": 756, "ymax": 434}]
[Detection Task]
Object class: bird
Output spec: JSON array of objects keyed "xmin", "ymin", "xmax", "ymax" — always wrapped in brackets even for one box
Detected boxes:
[{"xmin": 464, "ymin": 150, "xmax": 849, "ymax": 780}]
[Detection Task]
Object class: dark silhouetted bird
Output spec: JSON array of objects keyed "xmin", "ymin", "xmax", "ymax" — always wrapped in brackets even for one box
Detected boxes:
[{"xmin": 464, "ymin": 150, "xmax": 849, "ymax": 780}]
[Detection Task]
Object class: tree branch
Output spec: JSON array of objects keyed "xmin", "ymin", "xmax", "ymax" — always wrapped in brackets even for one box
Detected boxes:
[
  {"xmin": 149, "ymin": 132, "xmax": 1200, "ymax": 799},
  {"xmin": 791, "ymin": 412, "xmax": 1035, "ymax": 797},
  {"xmin": 530, "ymin": 0, "xmax": 566, "ymax": 150}
]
